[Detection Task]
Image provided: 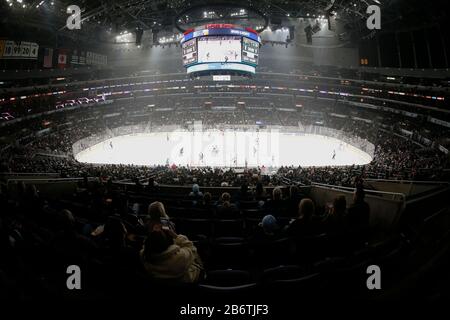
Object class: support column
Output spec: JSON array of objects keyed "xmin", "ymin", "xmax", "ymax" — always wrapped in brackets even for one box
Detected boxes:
[
  {"xmin": 376, "ymin": 36, "xmax": 382, "ymax": 67},
  {"xmin": 410, "ymin": 31, "xmax": 418, "ymax": 69},
  {"xmin": 395, "ymin": 32, "xmax": 402, "ymax": 68}
]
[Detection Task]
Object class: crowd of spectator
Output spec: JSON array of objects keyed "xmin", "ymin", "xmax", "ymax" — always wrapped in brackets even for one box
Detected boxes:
[
  {"xmin": 1, "ymin": 102, "xmax": 447, "ymax": 188},
  {"xmin": 0, "ymin": 166, "xmax": 374, "ymax": 298},
  {"xmin": 0, "ymin": 69, "xmax": 449, "ymax": 300}
]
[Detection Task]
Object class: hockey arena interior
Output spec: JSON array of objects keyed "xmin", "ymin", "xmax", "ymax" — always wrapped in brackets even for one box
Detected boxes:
[{"xmin": 0, "ymin": 0, "xmax": 449, "ymax": 310}]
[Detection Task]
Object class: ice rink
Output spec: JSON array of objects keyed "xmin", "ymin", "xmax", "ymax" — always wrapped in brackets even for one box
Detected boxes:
[{"xmin": 75, "ymin": 130, "xmax": 373, "ymax": 168}]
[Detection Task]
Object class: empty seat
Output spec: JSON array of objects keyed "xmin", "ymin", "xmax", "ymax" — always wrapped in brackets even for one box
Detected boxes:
[
  {"xmin": 261, "ymin": 265, "xmax": 305, "ymax": 283},
  {"xmin": 261, "ymin": 265, "xmax": 321, "ymax": 294},
  {"xmin": 203, "ymin": 269, "xmax": 252, "ymax": 287},
  {"xmin": 213, "ymin": 219, "xmax": 245, "ymax": 237},
  {"xmin": 242, "ymin": 209, "xmax": 265, "ymax": 219},
  {"xmin": 239, "ymin": 201, "xmax": 260, "ymax": 210},
  {"xmin": 210, "ymin": 237, "xmax": 249, "ymax": 269},
  {"xmin": 197, "ymin": 283, "xmax": 258, "ymax": 296},
  {"xmin": 199, "ymin": 269, "xmax": 257, "ymax": 297},
  {"xmin": 251, "ymin": 237, "xmax": 294, "ymax": 267},
  {"xmin": 244, "ymin": 217, "xmax": 262, "ymax": 233},
  {"xmin": 175, "ymin": 218, "xmax": 213, "ymax": 237},
  {"xmin": 294, "ymin": 233, "xmax": 330, "ymax": 263}
]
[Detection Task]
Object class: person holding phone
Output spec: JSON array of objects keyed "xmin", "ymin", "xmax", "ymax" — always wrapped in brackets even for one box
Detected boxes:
[{"xmin": 146, "ymin": 201, "xmax": 176, "ymax": 232}]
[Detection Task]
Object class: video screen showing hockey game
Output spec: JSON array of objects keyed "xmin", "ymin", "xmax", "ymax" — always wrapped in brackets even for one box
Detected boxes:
[{"xmin": 197, "ymin": 36, "xmax": 242, "ymax": 63}]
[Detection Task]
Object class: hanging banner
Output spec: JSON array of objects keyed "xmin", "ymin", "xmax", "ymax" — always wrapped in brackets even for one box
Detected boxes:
[
  {"xmin": 43, "ymin": 48, "xmax": 53, "ymax": 68},
  {"xmin": 0, "ymin": 40, "xmax": 39, "ymax": 60},
  {"xmin": 0, "ymin": 40, "xmax": 5, "ymax": 59},
  {"xmin": 58, "ymin": 49, "xmax": 68, "ymax": 68}
]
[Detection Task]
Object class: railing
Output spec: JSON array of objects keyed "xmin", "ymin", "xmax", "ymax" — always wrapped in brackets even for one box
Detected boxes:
[
  {"xmin": 311, "ymin": 182, "xmax": 405, "ymax": 201},
  {"xmin": 365, "ymin": 179, "xmax": 450, "ymax": 185}
]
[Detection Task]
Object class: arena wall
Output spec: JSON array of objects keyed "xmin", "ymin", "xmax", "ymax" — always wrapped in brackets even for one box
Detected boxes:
[{"xmin": 309, "ymin": 185, "xmax": 405, "ymax": 231}]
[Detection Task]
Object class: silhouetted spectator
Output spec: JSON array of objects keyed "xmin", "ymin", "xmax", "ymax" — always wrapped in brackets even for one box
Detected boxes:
[
  {"xmin": 254, "ymin": 182, "xmax": 267, "ymax": 200},
  {"xmin": 285, "ymin": 198, "xmax": 316, "ymax": 237},
  {"xmin": 264, "ymin": 187, "xmax": 287, "ymax": 216},
  {"xmin": 146, "ymin": 201, "xmax": 175, "ymax": 232},
  {"xmin": 346, "ymin": 185, "xmax": 370, "ymax": 231},
  {"xmin": 250, "ymin": 214, "xmax": 282, "ymax": 242},
  {"xmin": 189, "ymin": 184, "xmax": 203, "ymax": 204},
  {"xmin": 236, "ymin": 183, "xmax": 251, "ymax": 201},
  {"xmin": 216, "ymin": 192, "xmax": 239, "ymax": 218},
  {"xmin": 198, "ymin": 192, "xmax": 214, "ymax": 213},
  {"xmin": 325, "ymin": 195, "xmax": 347, "ymax": 233},
  {"xmin": 287, "ymin": 185, "xmax": 304, "ymax": 215},
  {"xmin": 140, "ymin": 225, "xmax": 203, "ymax": 283}
]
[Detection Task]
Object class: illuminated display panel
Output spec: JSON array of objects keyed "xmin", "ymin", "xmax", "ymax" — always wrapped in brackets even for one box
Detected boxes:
[
  {"xmin": 182, "ymin": 38, "xmax": 197, "ymax": 66},
  {"xmin": 197, "ymin": 36, "xmax": 242, "ymax": 63},
  {"xmin": 181, "ymin": 25, "xmax": 261, "ymax": 75},
  {"xmin": 242, "ymin": 37, "xmax": 259, "ymax": 65},
  {"xmin": 186, "ymin": 63, "xmax": 256, "ymax": 74}
]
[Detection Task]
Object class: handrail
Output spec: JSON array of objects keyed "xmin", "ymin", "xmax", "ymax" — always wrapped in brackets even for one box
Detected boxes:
[
  {"xmin": 405, "ymin": 186, "xmax": 450, "ymax": 205},
  {"xmin": 365, "ymin": 178, "xmax": 450, "ymax": 185},
  {"xmin": 6, "ymin": 177, "xmax": 96, "ymax": 183},
  {"xmin": 2, "ymin": 70, "xmax": 447, "ymax": 93},
  {"xmin": 0, "ymin": 172, "xmax": 60, "ymax": 176},
  {"xmin": 311, "ymin": 182, "xmax": 406, "ymax": 201}
]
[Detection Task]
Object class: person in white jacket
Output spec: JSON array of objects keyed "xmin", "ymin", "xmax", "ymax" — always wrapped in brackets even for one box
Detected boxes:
[{"xmin": 140, "ymin": 224, "xmax": 203, "ymax": 283}]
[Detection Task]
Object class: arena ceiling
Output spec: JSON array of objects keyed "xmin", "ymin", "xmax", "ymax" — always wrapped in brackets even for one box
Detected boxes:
[{"xmin": 0, "ymin": 0, "xmax": 448, "ymax": 37}]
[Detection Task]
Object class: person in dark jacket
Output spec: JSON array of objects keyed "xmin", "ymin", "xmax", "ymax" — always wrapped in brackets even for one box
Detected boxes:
[
  {"xmin": 325, "ymin": 195, "xmax": 347, "ymax": 233},
  {"xmin": 285, "ymin": 198, "xmax": 316, "ymax": 237},
  {"xmin": 216, "ymin": 192, "xmax": 239, "ymax": 218},
  {"xmin": 346, "ymin": 185, "xmax": 370, "ymax": 232}
]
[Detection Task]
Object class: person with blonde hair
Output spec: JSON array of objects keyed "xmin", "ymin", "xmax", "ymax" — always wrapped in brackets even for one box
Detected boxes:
[
  {"xmin": 147, "ymin": 201, "xmax": 174, "ymax": 232},
  {"xmin": 148, "ymin": 201, "xmax": 169, "ymax": 220},
  {"xmin": 285, "ymin": 198, "xmax": 316, "ymax": 237},
  {"xmin": 263, "ymin": 186, "xmax": 286, "ymax": 216}
]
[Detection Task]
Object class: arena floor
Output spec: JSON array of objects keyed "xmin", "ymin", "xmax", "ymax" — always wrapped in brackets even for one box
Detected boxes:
[{"xmin": 74, "ymin": 130, "xmax": 373, "ymax": 168}]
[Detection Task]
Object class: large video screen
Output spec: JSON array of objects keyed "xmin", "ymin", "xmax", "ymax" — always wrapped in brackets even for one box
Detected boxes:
[
  {"xmin": 242, "ymin": 37, "xmax": 259, "ymax": 65},
  {"xmin": 197, "ymin": 36, "xmax": 242, "ymax": 63},
  {"xmin": 182, "ymin": 38, "xmax": 197, "ymax": 66},
  {"xmin": 181, "ymin": 26, "xmax": 261, "ymax": 75}
]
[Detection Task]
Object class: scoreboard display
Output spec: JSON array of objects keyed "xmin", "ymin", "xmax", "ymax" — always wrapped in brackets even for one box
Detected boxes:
[
  {"xmin": 181, "ymin": 24, "xmax": 261, "ymax": 75},
  {"xmin": 242, "ymin": 37, "xmax": 259, "ymax": 65},
  {"xmin": 182, "ymin": 38, "xmax": 197, "ymax": 66}
]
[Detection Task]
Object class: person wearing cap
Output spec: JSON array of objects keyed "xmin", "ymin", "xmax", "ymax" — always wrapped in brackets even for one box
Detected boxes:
[
  {"xmin": 250, "ymin": 214, "xmax": 282, "ymax": 243},
  {"xmin": 189, "ymin": 183, "xmax": 203, "ymax": 198},
  {"xmin": 260, "ymin": 215, "xmax": 280, "ymax": 235}
]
